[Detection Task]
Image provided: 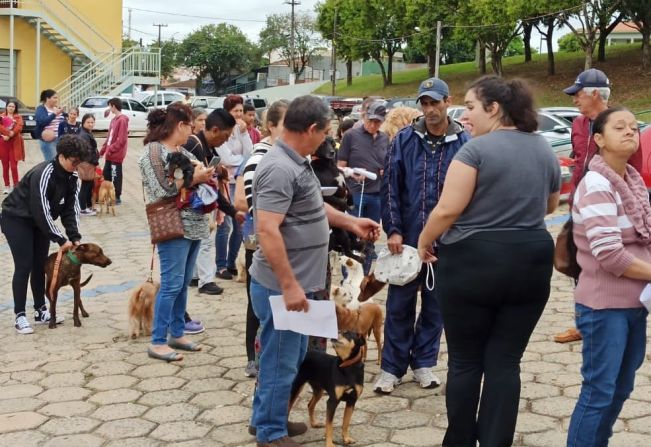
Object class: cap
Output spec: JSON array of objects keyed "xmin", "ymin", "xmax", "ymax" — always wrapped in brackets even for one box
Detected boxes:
[
  {"xmin": 366, "ymin": 101, "xmax": 387, "ymax": 122},
  {"xmin": 417, "ymin": 77, "xmax": 450, "ymax": 101},
  {"xmin": 563, "ymin": 69, "xmax": 609, "ymax": 95}
]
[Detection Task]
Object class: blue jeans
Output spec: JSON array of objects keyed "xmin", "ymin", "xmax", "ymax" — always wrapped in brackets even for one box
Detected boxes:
[
  {"xmin": 215, "ymin": 183, "xmax": 242, "ymax": 271},
  {"xmin": 151, "ymin": 237, "xmax": 201, "ymax": 345},
  {"xmin": 567, "ymin": 303, "xmax": 648, "ymax": 447},
  {"xmin": 250, "ymin": 277, "xmax": 309, "ymax": 443},
  {"xmin": 39, "ymin": 140, "xmax": 57, "ymax": 161},
  {"xmin": 352, "ymin": 191, "xmax": 381, "ymax": 275}
]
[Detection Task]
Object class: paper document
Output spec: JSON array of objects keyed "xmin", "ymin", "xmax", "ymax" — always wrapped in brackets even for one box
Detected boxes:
[
  {"xmin": 269, "ymin": 295, "xmax": 338, "ymax": 339},
  {"xmin": 640, "ymin": 284, "xmax": 651, "ymax": 312}
]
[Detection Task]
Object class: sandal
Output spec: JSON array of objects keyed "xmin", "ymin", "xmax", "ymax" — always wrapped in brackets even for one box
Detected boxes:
[
  {"xmin": 147, "ymin": 348, "xmax": 184, "ymax": 362},
  {"xmin": 168, "ymin": 340, "xmax": 202, "ymax": 352}
]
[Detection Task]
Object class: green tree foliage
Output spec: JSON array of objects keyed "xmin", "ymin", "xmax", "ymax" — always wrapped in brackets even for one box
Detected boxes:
[
  {"xmin": 505, "ymin": 36, "xmax": 538, "ymax": 56},
  {"xmin": 622, "ymin": 0, "xmax": 651, "ymax": 70},
  {"xmin": 159, "ymin": 39, "xmax": 181, "ymax": 80},
  {"xmin": 558, "ymin": 33, "xmax": 583, "ymax": 52},
  {"xmin": 259, "ymin": 12, "xmax": 324, "ymax": 79},
  {"xmin": 178, "ymin": 24, "xmax": 256, "ymax": 92}
]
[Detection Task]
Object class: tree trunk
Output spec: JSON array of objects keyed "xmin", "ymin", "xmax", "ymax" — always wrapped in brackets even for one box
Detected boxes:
[
  {"xmin": 387, "ymin": 51, "xmax": 393, "ymax": 86},
  {"xmin": 491, "ymin": 51, "xmax": 503, "ymax": 77},
  {"xmin": 546, "ymin": 19, "xmax": 556, "ymax": 75},
  {"xmin": 428, "ymin": 47, "xmax": 436, "ymax": 77},
  {"xmin": 478, "ymin": 41, "xmax": 487, "ymax": 74},
  {"xmin": 643, "ymin": 29, "xmax": 651, "ymax": 71},
  {"xmin": 523, "ymin": 22, "xmax": 533, "ymax": 63},
  {"xmin": 598, "ymin": 27, "xmax": 608, "ymax": 62},
  {"xmin": 584, "ymin": 45, "xmax": 594, "ymax": 70},
  {"xmin": 374, "ymin": 56, "xmax": 388, "ymax": 87},
  {"xmin": 346, "ymin": 59, "xmax": 353, "ymax": 86}
]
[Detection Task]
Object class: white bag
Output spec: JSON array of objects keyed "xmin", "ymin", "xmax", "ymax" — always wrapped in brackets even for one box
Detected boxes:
[{"xmin": 374, "ymin": 245, "xmax": 422, "ymax": 286}]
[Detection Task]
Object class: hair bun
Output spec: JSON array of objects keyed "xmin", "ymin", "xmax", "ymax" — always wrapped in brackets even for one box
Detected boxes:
[{"xmin": 147, "ymin": 109, "xmax": 167, "ymax": 126}]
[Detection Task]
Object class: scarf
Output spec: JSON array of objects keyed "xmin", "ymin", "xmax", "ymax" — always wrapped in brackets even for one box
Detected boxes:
[{"xmin": 588, "ymin": 154, "xmax": 651, "ymax": 243}]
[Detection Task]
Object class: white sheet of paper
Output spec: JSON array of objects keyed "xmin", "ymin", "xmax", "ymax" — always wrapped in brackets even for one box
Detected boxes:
[
  {"xmin": 269, "ymin": 295, "xmax": 338, "ymax": 339},
  {"xmin": 639, "ymin": 284, "xmax": 651, "ymax": 312}
]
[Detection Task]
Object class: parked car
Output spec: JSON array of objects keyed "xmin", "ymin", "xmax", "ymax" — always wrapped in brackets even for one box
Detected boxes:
[
  {"xmin": 190, "ymin": 96, "xmax": 225, "ymax": 114},
  {"xmin": 0, "ymin": 96, "xmax": 36, "ymax": 134},
  {"xmin": 537, "ymin": 111, "xmax": 572, "ymax": 142},
  {"xmin": 447, "ymin": 106, "xmax": 466, "ymax": 121},
  {"xmin": 540, "ymin": 106, "xmax": 581, "ymax": 124},
  {"xmin": 385, "ymin": 97, "xmax": 420, "ymax": 111},
  {"xmin": 140, "ymin": 91, "xmax": 186, "ymax": 110},
  {"xmin": 330, "ymin": 97, "xmax": 364, "ymax": 118},
  {"xmin": 78, "ymin": 96, "xmax": 149, "ymax": 131}
]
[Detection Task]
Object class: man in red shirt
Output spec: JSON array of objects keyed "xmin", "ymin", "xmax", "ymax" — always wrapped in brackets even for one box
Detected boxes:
[
  {"xmin": 100, "ymin": 98, "xmax": 129, "ymax": 204},
  {"xmin": 243, "ymin": 104, "xmax": 261, "ymax": 145}
]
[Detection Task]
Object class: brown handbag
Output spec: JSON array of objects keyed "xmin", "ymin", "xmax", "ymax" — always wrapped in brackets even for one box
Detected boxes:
[
  {"xmin": 76, "ymin": 162, "xmax": 96, "ymax": 181},
  {"xmin": 145, "ymin": 196, "xmax": 184, "ymax": 244},
  {"xmin": 554, "ymin": 218, "xmax": 581, "ymax": 279}
]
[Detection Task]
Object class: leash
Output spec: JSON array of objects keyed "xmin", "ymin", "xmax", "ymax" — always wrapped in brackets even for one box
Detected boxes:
[
  {"xmin": 147, "ymin": 245, "xmax": 156, "ymax": 283},
  {"xmin": 49, "ymin": 247, "xmax": 66, "ymax": 299},
  {"xmin": 339, "ymin": 348, "xmax": 364, "ymax": 368},
  {"xmin": 425, "ymin": 263, "xmax": 435, "ymax": 291}
]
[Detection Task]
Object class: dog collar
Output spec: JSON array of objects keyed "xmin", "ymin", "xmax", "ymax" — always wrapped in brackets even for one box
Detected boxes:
[
  {"xmin": 339, "ymin": 347, "xmax": 364, "ymax": 368},
  {"xmin": 66, "ymin": 250, "xmax": 81, "ymax": 265}
]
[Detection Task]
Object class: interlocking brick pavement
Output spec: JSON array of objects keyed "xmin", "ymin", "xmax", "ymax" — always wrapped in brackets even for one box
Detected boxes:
[{"xmin": 0, "ymin": 137, "xmax": 649, "ymax": 446}]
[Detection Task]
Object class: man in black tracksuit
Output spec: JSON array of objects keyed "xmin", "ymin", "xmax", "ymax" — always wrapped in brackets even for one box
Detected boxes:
[{"xmin": 1, "ymin": 135, "xmax": 88, "ymax": 334}]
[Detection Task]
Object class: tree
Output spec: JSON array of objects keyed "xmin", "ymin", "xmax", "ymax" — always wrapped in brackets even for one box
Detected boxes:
[
  {"xmin": 259, "ymin": 12, "xmax": 324, "ymax": 79},
  {"xmin": 621, "ymin": 0, "xmax": 651, "ymax": 70},
  {"xmin": 597, "ymin": 1, "xmax": 624, "ymax": 61},
  {"xmin": 159, "ymin": 39, "xmax": 181, "ymax": 80},
  {"xmin": 505, "ymin": 36, "xmax": 538, "ymax": 56},
  {"xmin": 558, "ymin": 32, "xmax": 583, "ymax": 52},
  {"xmin": 178, "ymin": 24, "xmax": 256, "ymax": 92},
  {"xmin": 562, "ymin": 0, "xmax": 622, "ymax": 69}
]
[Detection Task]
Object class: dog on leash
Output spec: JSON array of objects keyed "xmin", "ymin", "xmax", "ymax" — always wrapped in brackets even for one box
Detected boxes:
[
  {"xmin": 92, "ymin": 168, "xmax": 104, "ymax": 208},
  {"xmin": 337, "ymin": 256, "xmax": 386, "ymax": 309},
  {"xmin": 98, "ymin": 180, "xmax": 116, "ymax": 216},
  {"xmin": 335, "ymin": 302, "xmax": 384, "ymax": 365},
  {"xmin": 128, "ymin": 278, "xmax": 159, "ymax": 339},
  {"xmin": 289, "ymin": 332, "xmax": 366, "ymax": 447},
  {"xmin": 44, "ymin": 243, "xmax": 112, "ymax": 328}
]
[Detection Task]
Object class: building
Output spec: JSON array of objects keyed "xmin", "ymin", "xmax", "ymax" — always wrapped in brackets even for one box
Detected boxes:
[
  {"xmin": 0, "ymin": 0, "xmax": 160, "ymax": 107},
  {"xmin": 605, "ymin": 22, "xmax": 643, "ymax": 46}
]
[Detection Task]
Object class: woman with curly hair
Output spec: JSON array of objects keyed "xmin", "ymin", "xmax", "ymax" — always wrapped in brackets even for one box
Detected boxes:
[{"xmin": 380, "ymin": 106, "xmax": 422, "ymax": 141}]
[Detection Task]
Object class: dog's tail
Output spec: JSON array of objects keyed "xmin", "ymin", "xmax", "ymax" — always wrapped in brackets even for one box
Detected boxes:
[{"xmin": 80, "ymin": 274, "xmax": 94, "ymax": 287}]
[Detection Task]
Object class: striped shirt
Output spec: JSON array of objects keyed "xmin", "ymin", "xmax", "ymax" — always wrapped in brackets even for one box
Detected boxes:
[
  {"xmin": 45, "ymin": 108, "xmax": 65, "ymax": 137},
  {"xmin": 572, "ymin": 170, "xmax": 651, "ymax": 309},
  {"xmin": 242, "ymin": 140, "xmax": 272, "ymax": 213}
]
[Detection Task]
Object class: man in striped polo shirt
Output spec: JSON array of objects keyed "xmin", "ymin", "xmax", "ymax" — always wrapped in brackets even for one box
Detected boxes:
[{"xmin": 248, "ymin": 95, "xmax": 380, "ymax": 447}]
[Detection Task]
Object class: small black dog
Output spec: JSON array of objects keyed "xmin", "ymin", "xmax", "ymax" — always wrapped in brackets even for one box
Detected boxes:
[
  {"xmin": 165, "ymin": 152, "xmax": 194, "ymax": 188},
  {"xmin": 311, "ymin": 138, "xmax": 366, "ymax": 265},
  {"xmin": 289, "ymin": 331, "xmax": 366, "ymax": 447}
]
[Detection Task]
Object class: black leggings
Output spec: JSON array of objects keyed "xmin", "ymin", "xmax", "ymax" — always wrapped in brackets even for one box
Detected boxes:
[
  {"xmin": 437, "ymin": 230, "xmax": 554, "ymax": 447},
  {"xmin": 103, "ymin": 161, "xmax": 123, "ymax": 199},
  {"xmin": 245, "ymin": 248, "xmax": 259, "ymax": 361},
  {"xmin": 78, "ymin": 179, "xmax": 94, "ymax": 209},
  {"xmin": 0, "ymin": 214, "xmax": 50, "ymax": 315}
]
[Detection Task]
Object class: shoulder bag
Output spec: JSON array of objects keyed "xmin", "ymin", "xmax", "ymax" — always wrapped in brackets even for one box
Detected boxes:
[{"xmin": 554, "ymin": 218, "xmax": 581, "ymax": 279}]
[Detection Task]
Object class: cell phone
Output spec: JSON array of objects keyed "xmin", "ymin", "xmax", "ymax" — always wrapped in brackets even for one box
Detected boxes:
[{"xmin": 208, "ymin": 156, "xmax": 221, "ymax": 168}]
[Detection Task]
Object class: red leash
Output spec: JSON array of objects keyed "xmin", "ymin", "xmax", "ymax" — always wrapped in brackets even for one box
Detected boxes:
[{"xmin": 49, "ymin": 248, "xmax": 65, "ymax": 299}]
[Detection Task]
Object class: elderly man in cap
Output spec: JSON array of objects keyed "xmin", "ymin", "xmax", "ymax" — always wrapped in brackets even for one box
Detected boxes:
[
  {"xmin": 337, "ymin": 100, "xmax": 390, "ymax": 274},
  {"xmin": 376, "ymin": 77, "xmax": 470, "ymax": 393},
  {"xmin": 554, "ymin": 68, "xmax": 644, "ymax": 344}
]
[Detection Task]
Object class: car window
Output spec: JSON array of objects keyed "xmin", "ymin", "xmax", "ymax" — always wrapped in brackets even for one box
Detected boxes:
[
  {"xmin": 208, "ymin": 98, "xmax": 224, "ymax": 108},
  {"xmin": 538, "ymin": 114, "xmax": 560, "ymax": 132},
  {"xmin": 129, "ymin": 100, "xmax": 147, "ymax": 113},
  {"xmin": 81, "ymin": 98, "xmax": 109, "ymax": 108},
  {"xmin": 252, "ymin": 99, "xmax": 266, "ymax": 108},
  {"xmin": 194, "ymin": 99, "xmax": 208, "ymax": 108},
  {"xmin": 121, "ymin": 100, "xmax": 130, "ymax": 111}
]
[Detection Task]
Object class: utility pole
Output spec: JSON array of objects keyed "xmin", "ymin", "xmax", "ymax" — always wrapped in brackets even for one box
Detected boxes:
[
  {"xmin": 153, "ymin": 23, "xmax": 168, "ymax": 47},
  {"xmin": 128, "ymin": 8, "xmax": 132, "ymax": 40},
  {"xmin": 285, "ymin": 0, "xmax": 300, "ymax": 84},
  {"xmin": 331, "ymin": 6, "xmax": 337, "ymax": 96},
  {"xmin": 434, "ymin": 20, "xmax": 442, "ymax": 78}
]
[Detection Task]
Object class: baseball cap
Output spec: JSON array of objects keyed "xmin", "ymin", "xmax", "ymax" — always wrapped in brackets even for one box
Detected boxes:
[
  {"xmin": 417, "ymin": 77, "xmax": 450, "ymax": 101},
  {"xmin": 366, "ymin": 101, "xmax": 387, "ymax": 122},
  {"xmin": 563, "ymin": 69, "xmax": 610, "ymax": 95}
]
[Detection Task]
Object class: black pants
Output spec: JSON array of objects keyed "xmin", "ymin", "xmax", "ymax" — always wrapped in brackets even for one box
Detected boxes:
[
  {"xmin": 437, "ymin": 230, "xmax": 553, "ymax": 447},
  {"xmin": 103, "ymin": 161, "xmax": 123, "ymax": 199},
  {"xmin": 78, "ymin": 179, "xmax": 94, "ymax": 209},
  {"xmin": 245, "ymin": 248, "xmax": 260, "ymax": 361},
  {"xmin": 0, "ymin": 214, "xmax": 50, "ymax": 315}
]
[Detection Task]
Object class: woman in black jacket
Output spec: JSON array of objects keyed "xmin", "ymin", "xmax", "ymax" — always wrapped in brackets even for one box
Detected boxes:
[
  {"xmin": 78, "ymin": 114, "xmax": 99, "ymax": 216},
  {"xmin": 0, "ymin": 135, "xmax": 89, "ymax": 334}
]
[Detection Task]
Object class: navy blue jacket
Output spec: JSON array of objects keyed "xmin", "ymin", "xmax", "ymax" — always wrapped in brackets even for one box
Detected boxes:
[{"xmin": 381, "ymin": 116, "xmax": 470, "ymax": 247}]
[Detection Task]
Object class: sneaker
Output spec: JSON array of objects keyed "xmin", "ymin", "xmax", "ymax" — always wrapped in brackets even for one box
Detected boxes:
[
  {"xmin": 373, "ymin": 370, "xmax": 402, "ymax": 394},
  {"xmin": 15, "ymin": 314, "xmax": 34, "ymax": 334},
  {"xmin": 216, "ymin": 269, "xmax": 233, "ymax": 280},
  {"xmin": 80, "ymin": 208, "xmax": 97, "ymax": 216},
  {"xmin": 413, "ymin": 368, "xmax": 441, "ymax": 389},
  {"xmin": 184, "ymin": 320, "xmax": 205, "ymax": 335},
  {"xmin": 198, "ymin": 282, "xmax": 224, "ymax": 295},
  {"xmin": 3, "ymin": 186, "xmax": 11, "ymax": 195},
  {"xmin": 249, "ymin": 421, "xmax": 307, "ymax": 437},
  {"xmin": 34, "ymin": 306, "xmax": 64, "ymax": 325},
  {"xmin": 115, "ymin": 198, "xmax": 122, "ymax": 205},
  {"xmin": 245, "ymin": 360, "xmax": 258, "ymax": 378},
  {"xmin": 189, "ymin": 278, "xmax": 199, "ymax": 287}
]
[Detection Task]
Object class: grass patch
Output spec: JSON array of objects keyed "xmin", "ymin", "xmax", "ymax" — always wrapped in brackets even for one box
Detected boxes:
[{"xmin": 316, "ymin": 44, "xmax": 651, "ymax": 112}]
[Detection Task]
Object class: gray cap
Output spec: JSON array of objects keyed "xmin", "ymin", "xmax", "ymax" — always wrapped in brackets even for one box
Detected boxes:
[
  {"xmin": 417, "ymin": 77, "xmax": 450, "ymax": 101},
  {"xmin": 563, "ymin": 69, "xmax": 610, "ymax": 95},
  {"xmin": 366, "ymin": 101, "xmax": 387, "ymax": 122}
]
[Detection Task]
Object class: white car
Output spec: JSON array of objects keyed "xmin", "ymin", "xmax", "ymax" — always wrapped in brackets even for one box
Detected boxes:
[
  {"xmin": 78, "ymin": 96, "xmax": 149, "ymax": 132},
  {"xmin": 190, "ymin": 96, "xmax": 225, "ymax": 114},
  {"xmin": 140, "ymin": 91, "xmax": 186, "ymax": 110}
]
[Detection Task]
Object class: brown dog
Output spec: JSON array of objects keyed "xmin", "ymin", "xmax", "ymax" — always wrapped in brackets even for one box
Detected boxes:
[
  {"xmin": 44, "ymin": 243, "xmax": 112, "ymax": 328},
  {"xmin": 335, "ymin": 302, "xmax": 384, "ymax": 365},
  {"xmin": 92, "ymin": 170, "xmax": 104, "ymax": 207},
  {"xmin": 98, "ymin": 180, "xmax": 116, "ymax": 216},
  {"xmin": 128, "ymin": 279, "xmax": 159, "ymax": 339}
]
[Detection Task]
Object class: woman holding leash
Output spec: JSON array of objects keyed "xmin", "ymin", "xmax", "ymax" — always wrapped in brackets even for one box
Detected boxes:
[
  {"xmin": 1, "ymin": 135, "xmax": 88, "ymax": 334},
  {"xmin": 567, "ymin": 107, "xmax": 650, "ymax": 446},
  {"xmin": 417, "ymin": 76, "xmax": 560, "ymax": 447},
  {"xmin": 138, "ymin": 103, "xmax": 215, "ymax": 362}
]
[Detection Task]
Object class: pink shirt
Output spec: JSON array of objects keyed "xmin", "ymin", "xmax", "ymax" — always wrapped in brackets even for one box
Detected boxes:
[{"xmin": 572, "ymin": 171, "xmax": 651, "ymax": 309}]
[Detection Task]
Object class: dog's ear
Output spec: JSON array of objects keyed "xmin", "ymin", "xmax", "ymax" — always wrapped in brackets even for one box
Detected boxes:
[
  {"xmin": 75, "ymin": 243, "xmax": 88, "ymax": 252},
  {"xmin": 359, "ymin": 273, "xmax": 386, "ymax": 302}
]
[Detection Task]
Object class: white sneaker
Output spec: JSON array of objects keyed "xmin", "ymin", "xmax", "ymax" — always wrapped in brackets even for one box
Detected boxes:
[
  {"xmin": 80, "ymin": 208, "xmax": 97, "ymax": 216},
  {"xmin": 373, "ymin": 370, "xmax": 402, "ymax": 394},
  {"xmin": 34, "ymin": 307, "xmax": 64, "ymax": 325},
  {"xmin": 15, "ymin": 315, "xmax": 34, "ymax": 334},
  {"xmin": 413, "ymin": 368, "xmax": 441, "ymax": 389}
]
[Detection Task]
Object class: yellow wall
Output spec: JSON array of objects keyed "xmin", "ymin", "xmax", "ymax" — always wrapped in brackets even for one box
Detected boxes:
[{"xmin": 67, "ymin": 0, "xmax": 123, "ymax": 52}]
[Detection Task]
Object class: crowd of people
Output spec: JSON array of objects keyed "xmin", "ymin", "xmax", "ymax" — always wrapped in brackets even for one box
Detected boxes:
[{"xmin": 0, "ymin": 71, "xmax": 648, "ymax": 447}]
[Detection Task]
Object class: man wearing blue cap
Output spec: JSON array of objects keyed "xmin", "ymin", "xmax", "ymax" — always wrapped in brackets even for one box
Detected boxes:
[{"xmin": 377, "ymin": 77, "xmax": 470, "ymax": 393}]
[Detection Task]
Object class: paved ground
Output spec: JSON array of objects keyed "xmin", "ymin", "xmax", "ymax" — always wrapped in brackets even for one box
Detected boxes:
[{"xmin": 0, "ymin": 137, "xmax": 649, "ymax": 447}]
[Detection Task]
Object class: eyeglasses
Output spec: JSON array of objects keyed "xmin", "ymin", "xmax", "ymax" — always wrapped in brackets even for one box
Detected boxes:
[{"xmin": 68, "ymin": 158, "xmax": 81, "ymax": 167}]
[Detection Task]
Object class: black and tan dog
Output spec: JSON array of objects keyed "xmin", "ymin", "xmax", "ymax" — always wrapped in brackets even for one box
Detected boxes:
[
  {"xmin": 289, "ymin": 332, "xmax": 366, "ymax": 447},
  {"xmin": 44, "ymin": 243, "xmax": 112, "ymax": 328}
]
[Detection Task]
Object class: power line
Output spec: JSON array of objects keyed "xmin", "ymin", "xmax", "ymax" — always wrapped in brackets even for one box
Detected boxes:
[
  {"xmin": 153, "ymin": 23, "xmax": 168, "ymax": 47},
  {"xmin": 124, "ymin": 6, "xmax": 269, "ymax": 23}
]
